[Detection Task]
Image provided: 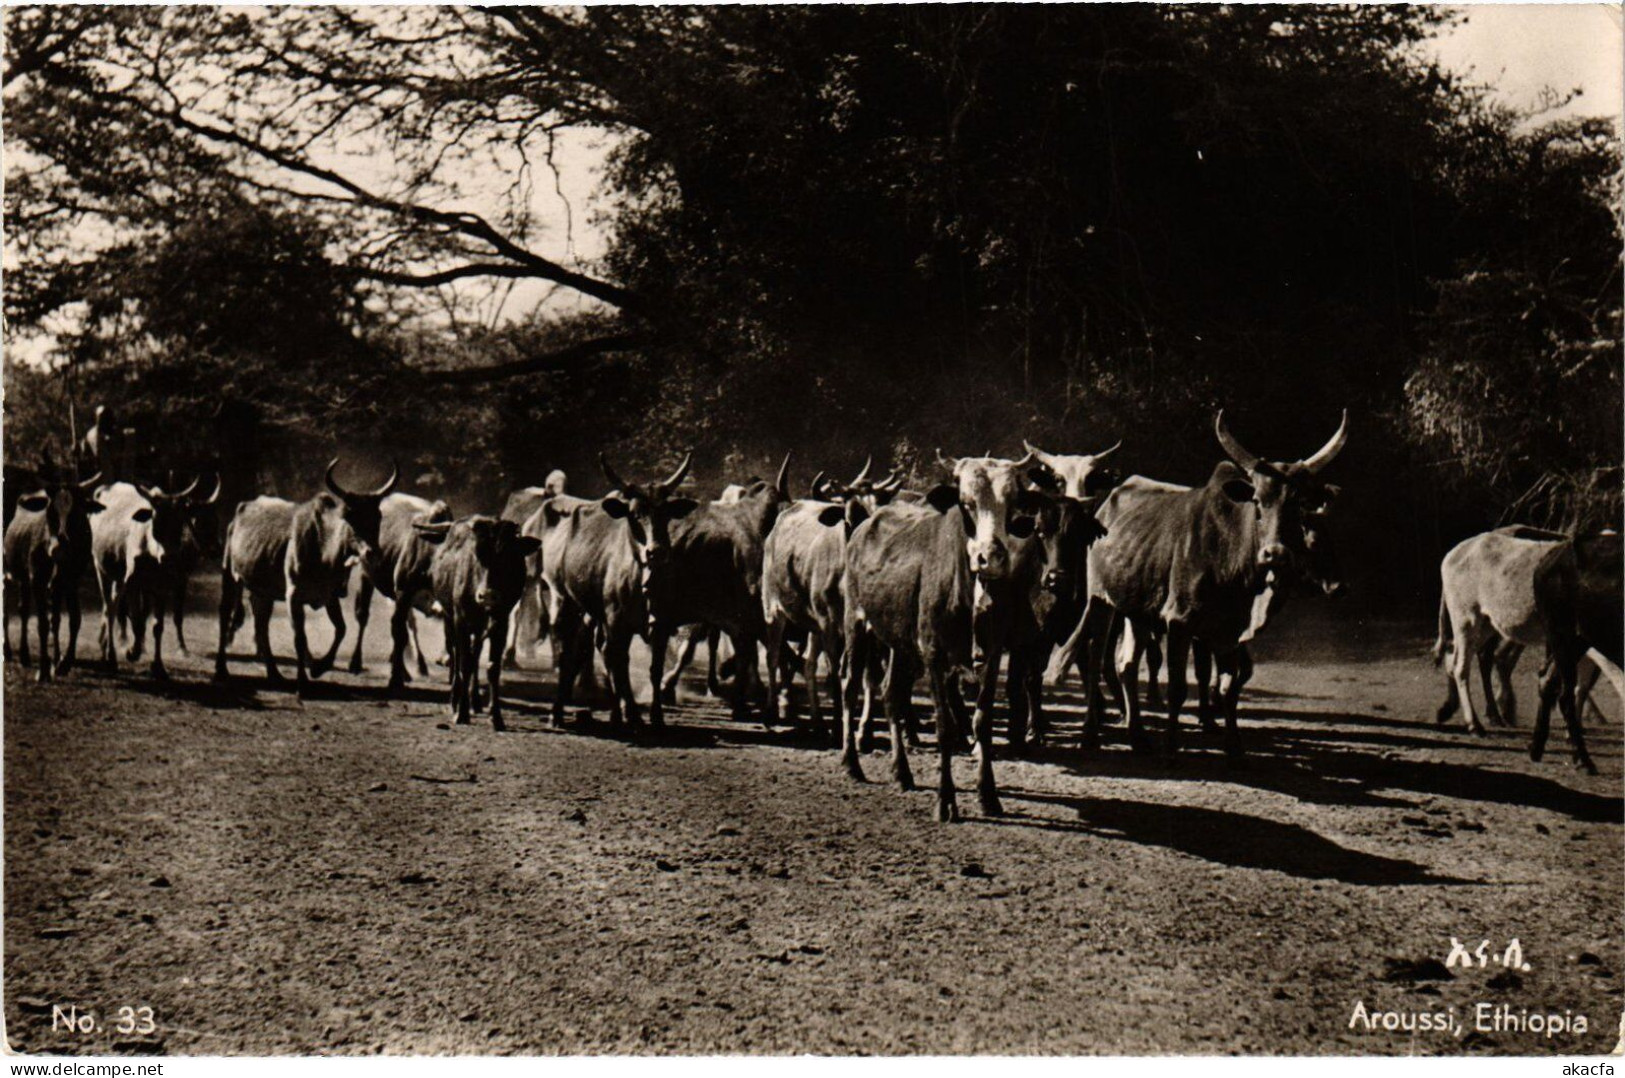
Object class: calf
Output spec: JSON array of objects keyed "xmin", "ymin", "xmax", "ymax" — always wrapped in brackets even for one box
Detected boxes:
[
  {"xmin": 348, "ymin": 492, "xmax": 454, "ymax": 689},
  {"xmin": 415, "ymin": 516, "xmax": 540, "ymax": 729},
  {"xmin": 540, "ymin": 454, "xmax": 697, "ymax": 726},
  {"xmin": 213, "ymin": 458, "xmax": 397, "ymax": 694}
]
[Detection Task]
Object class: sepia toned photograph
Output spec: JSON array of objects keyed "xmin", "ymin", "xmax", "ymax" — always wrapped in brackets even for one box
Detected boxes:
[{"xmin": 2, "ymin": 2, "xmax": 1621, "ymax": 1059}]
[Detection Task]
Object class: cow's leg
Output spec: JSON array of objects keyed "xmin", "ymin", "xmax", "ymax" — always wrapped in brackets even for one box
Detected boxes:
[
  {"xmin": 1577, "ymin": 658, "xmax": 1603, "ymax": 723},
  {"xmin": 884, "ymin": 652, "xmax": 916, "ymax": 792},
  {"xmin": 124, "ymin": 585, "xmax": 148, "ymax": 663},
  {"xmin": 549, "ymin": 604, "xmax": 584, "ymax": 726},
  {"xmin": 763, "ymin": 617, "xmax": 788, "ymax": 727},
  {"xmin": 31, "ymin": 574, "xmax": 51, "ymax": 683},
  {"xmin": 706, "ymin": 626, "xmax": 725, "ymax": 698},
  {"xmin": 52, "ymin": 577, "xmax": 80, "ymax": 676},
  {"xmin": 1193, "ymin": 640, "xmax": 1216, "ymax": 732},
  {"xmin": 838, "ymin": 626, "xmax": 869, "ymax": 782},
  {"xmin": 1449, "ymin": 618, "xmax": 1486, "ymax": 735},
  {"xmin": 171, "ymin": 574, "xmax": 189, "ymax": 655},
  {"xmin": 149, "ymin": 588, "xmax": 169, "ymax": 681},
  {"xmin": 1143, "ymin": 634, "xmax": 1165, "ymax": 710},
  {"xmin": 313, "ymin": 598, "xmax": 345, "ymax": 678},
  {"xmin": 728, "ymin": 629, "xmax": 761, "ymax": 723},
  {"xmin": 1116, "ymin": 618, "xmax": 1150, "ymax": 754},
  {"xmin": 387, "ymin": 599, "xmax": 413, "ymax": 692},
  {"xmin": 803, "ymin": 629, "xmax": 825, "ymax": 736},
  {"xmin": 607, "ymin": 632, "xmax": 641, "ymax": 726},
  {"xmin": 503, "ymin": 579, "xmax": 539, "ymax": 670},
  {"xmin": 1007, "ymin": 645, "xmax": 1031, "ymax": 751},
  {"xmin": 1554, "ymin": 645, "xmax": 1596, "ymax": 775},
  {"xmin": 1493, "ymin": 640, "xmax": 1522, "ymax": 725},
  {"xmin": 486, "ymin": 616, "xmax": 507, "ymax": 731},
  {"xmin": 1214, "ymin": 646, "xmax": 1253, "ymax": 760},
  {"xmin": 287, "ymin": 587, "xmax": 315, "ymax": 696},
  {"xmin": 213, "ymin": 572, "xmax": 238, "ymax": 681},
  {"xmin": 928, "ymin": 664, "xmax": 962, "ymax": 823},
  {"xmin": 964, "ymin": 656, "xmax": 1001, "ymax": 817},
  {"xmin": 348, "ymin": 575, "xmax": 373, "ymax": 674},
  {"xmin": 1160, "ymin": 625, "xmax": 1191, "ymax": 756},
  {"xmin": 645, "ymin": 624, "xmax": 670, "ymax": 729},
  {"xmin": 453, "ymin": 623, "xmax": 474, "ymax": 725},
  {"xmin": 14, "ymin": 576, "xmax": 32, "ymax": 669},
  {"xmin": 967, "ymin": 639, "xmax": 1001, "ymax": 760},
  {"xmin": 1071, "ymin": 597, "xmax": 1114, "ymax": 750},
  {"xmin": 3, "ymin": 578, "xmax": 14, "ymax": 662},
  {"xmin": 248, "ymin": 592, "xmax": 283, "ymax": 684},
  {"xmin": 1477, "ymin": 636, "xmax": 1506, "ymax": 726},
  {"xmin": 1025, "ymin": 646, "xmax": 1049, "ymax": 748},
  {"xmin": 659, "ymin": 625, "xmax": 696, "ymax": 704}
]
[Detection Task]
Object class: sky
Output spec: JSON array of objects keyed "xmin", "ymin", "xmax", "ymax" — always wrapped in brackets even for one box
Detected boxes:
[{"xmin": 1430, "ymin": 3, "xmax": 1623, "ymax": 125}]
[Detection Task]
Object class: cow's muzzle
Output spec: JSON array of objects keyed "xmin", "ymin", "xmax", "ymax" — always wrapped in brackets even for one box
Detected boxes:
[{"xmin": 1258, "ymin": 543, "xmax": 1291, "ymax": 569}]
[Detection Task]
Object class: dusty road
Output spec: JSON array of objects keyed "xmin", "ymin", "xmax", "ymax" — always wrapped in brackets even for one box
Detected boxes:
[{"xmin": 4, "ymin": 584, "xmax": 1622, "ymax": 1056}]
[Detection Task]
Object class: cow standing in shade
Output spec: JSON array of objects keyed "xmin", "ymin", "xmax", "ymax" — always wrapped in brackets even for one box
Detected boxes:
[
  {"xmin": 646, "ymin": 454, "xmax": 793, "ymax": 726},
  {"xmin": 1056, "ymin": 412, "xmax": 1348, "ymax": 758},
  {"xmin": 415, "ymin": 516, "xmax": 540, "ymax": 730},
  {"xmin": 539, "ymin": 454, "xmax": 697, "ymax": 727},
  {"xmin": 5, "ymin": 471, "xmax": 100, "ymax": 681},
  {"xmin": 348, "ymin": 491, "xmax": 454, "ymax": 690},
  {"xmin": 164, "ymin": 475, "xmax": 222, "ymax": 656},
  {"xmin": 214, "ymin": 459, "xmax": 397, "ymax": 694}
]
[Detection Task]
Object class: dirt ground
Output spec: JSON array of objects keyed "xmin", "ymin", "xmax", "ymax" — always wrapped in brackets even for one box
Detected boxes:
[{"xmin": 4, "ymin": 578, "xmax": 1622, "ymax": 1056}]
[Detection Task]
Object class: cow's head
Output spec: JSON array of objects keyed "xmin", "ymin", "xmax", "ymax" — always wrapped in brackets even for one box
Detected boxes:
[
  {"xmin": 931, "ymin": 450, "xmax": 1052, "ymax": 582},
  {"xmin": 1022, "ymin": 440, "xmax": 1123, "ymax": 502},
  {"xmin": 543, "ymin": 469, "xmax": 568, "ymax": 497},
  {"xmin": 812, "ymin": 457, "xmax": 906, "ymax": 535},
  {"xmin": 139, "ymin": 474, "xmax": 222, "ymax": 571},
  {"xmin": 415, "ymin": 516, "xmax": 541, "ymax": 614},
  {"xmin": 1214, "ymin": 410, "xmax": 1347, "ymax": 595},
  {"xmin": 728, "ymin": 452, "xmax": 795, "ymax": 531},
  {"xmin": 324, "ymin": 457, "xmax": 400, "ymax": 560},
  {"xmin": 597, "ymin": 452, "xmax": 699, "ymax": 593}
]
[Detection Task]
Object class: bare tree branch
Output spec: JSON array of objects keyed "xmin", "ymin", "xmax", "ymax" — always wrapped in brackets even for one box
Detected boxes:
[{"xmin": 420, "ymin": 332, "xmax": 644, "ymax": 384}]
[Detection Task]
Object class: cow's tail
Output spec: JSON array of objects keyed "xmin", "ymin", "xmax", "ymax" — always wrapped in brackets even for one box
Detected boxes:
[{"xmin": 1431, "ymin": 594, "xmax": 1450, "ymax": 666}]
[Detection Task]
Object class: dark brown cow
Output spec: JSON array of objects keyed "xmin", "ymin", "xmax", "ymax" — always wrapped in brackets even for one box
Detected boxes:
[
  {"xmin": 539, "ymin": 454, "xmax": 697, "ymax": 727},
  {"xmin": 646, "ymin": 454, "xmax": 793, "ymax": 725},
  {"xmin": 349, "ymin": 492, "xmax": 454, "ymax": 689},
  {"xmin": 164, "ymin": 474, "xmax": 222, "ymax": 656},
  {"xmin": 5, "ymin": 471, "xmax": 100, "ymax": 681},
  {"xmin": 840, "ymin": 455, "xmax": 1054, "ymax": 821},
  {"xmin": 415, "ymin": 516, "xmax": 540, "ymax": 730},
  {"xmin": 213, "ymin": 458, "xmax": 398, "ymax": 694},
  {"xmin": 761, "ymin": 461, "xmax": 904, "ymax": 738},
  {"xmin": 1056, "ymin": 412, "xmax": 1348, "ymax": 757}
]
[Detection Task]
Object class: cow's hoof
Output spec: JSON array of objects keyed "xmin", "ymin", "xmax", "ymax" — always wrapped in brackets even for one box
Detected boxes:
[
  {"xmin": 54, "ymin": 660, "xmax": 74, "ymax": 678},
  {"xmin": 212, "ymin": 669, "xmax": 230, "ymax": 684},
  {"xmin": 150, "ymin": 664, "xmax": 169, "ymax": 682},
  {"xmin": 491, "ymin": 717, "xmax": 506, "ymax": 733},
  {"xmin": 34, "ymin": 669, "xmax": 52, "ymax": 684},
  {"xmin": 893, "ymin": 767, "xmax": 915, "ymax": 792},
  {"xmin": 979, "ymin": 793, "xmax": 1004, "ymax": 818},
  {"xmin": 124, "ymin": 646, "xmax": 140, "ymax": 663},
  {"xmin": 935, "ymin": 799, "xmax": 961, "ymax": 824},
  {"xmin": 1575, "ymin": 758, "xmax": 1598, "ymax": 776},
  {"xmin": 843, "ymin": 756, "xmax": 867, "ymax": 783},
  {"xmin": 347, "ymin": 659, "xmax": 364, "ymax": 675},
  {"xmin": 1129, "ymin": 735, "xmax": 1155, "ymax": 755}
]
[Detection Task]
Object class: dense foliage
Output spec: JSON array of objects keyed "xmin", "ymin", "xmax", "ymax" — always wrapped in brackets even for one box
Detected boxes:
[{"xmin": 3, "ymin": 5, "xmax": 1619, "ymax": 602}]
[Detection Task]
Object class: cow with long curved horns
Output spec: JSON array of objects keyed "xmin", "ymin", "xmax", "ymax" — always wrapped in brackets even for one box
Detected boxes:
[
  {"xmin": 1055, "ymin": 411, "xmax": 1348, "ymax": 758},
  {"xmin": 214, "ymin": 458, "xmax": 398, "ymax": 694}
]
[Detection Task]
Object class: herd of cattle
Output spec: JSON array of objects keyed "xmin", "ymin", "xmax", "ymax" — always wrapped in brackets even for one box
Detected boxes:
[{"xmin": 5, "ymin": 411, "xmax": 1621, "ymax": 821}]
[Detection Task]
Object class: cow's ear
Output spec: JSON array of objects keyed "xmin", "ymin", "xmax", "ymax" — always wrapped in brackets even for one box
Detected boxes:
[
  {"xmin": 844, "ymin": 500, "xmax": 870, "ymax": 531},
  {"xmin": 1087, "ymin": 516, "xmax": 1108, "ymax": 543},
  {"xmin": 413, "ymin": 521, "xmax": 452, "ymax": 544},
  {"xmin": 18, "ymin": 493, "xmax": 51, "ymax": 513},
  {"xmin": 601, "ymin": 496, "xmax": 630, "ymax": 519},
  {"xmin": 514, "ymin": 536, "xmax": 542, "ymax": 558},
  {"xmin": 1221, "ymin": 477, "xmax": 1256, "ymax": 504},
  {"xmin": 1008, "ymin": 514, "xmax": 1037, "ymax": 540},
  {"xmin": 542, "ymin": 503, "xmax": 567, "ymax": 527},
  {"xmin": 816, "ymin": 504, "xmax": 846, "ymax": 528},
  {"xmin": 663, "ymin": 497, "xmax": 700, "ymax": 520},
  {"xmin": 1015, "ymin": 488, "xmax": 1054, "ymax": 516},
  {"xmin": 83, "ymin": 497, "xmax": 105, "ymax": 515},
  {"xmin": 132, "ymin": 507, "xmax": 154, "ymax": 524},
  {"xmin": 1026, "ymin": 465, "xmax": 1061, "ymax": 493},
  {"xmin": 1084, "ymin": 467, "xmax": 1119, "ymax": 496},
  {"xmin": 1310, "ymin": 483, "xmax": 1341, "ymax": 514},
  {"xmin": 924, "ymin": 484, "xmax": 959, "ymax": 513}
]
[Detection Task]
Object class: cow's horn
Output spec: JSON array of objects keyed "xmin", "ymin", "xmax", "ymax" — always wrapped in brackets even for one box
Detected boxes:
[
  {"xmin": 1091, "ymin": 439, "xmax": 1122, "ymax": 462},
  {"xmin": 369, "ymin": 458, "xmax": 400, "ymax": 497},
  {"xmin": 1023, "ymin": 441, "xmax": 1060, "ymax": 470},
  {"xmin": 877, "ymin": 468, "xmax": 905, "ymax": 492},
  {"xmin": 775, "ymin": 451, "xmax": 792, "ymax": 498},
  {"xmin": 196, "ymin": 473, "xmax": 222, "ymax": 505},
  {"xmin": 657, "ymin": 451, "xmax": 693, "ymax": 496},
  {"xmin": 935, "ymin": 448, "xmax": 957, "ymax": 472},
  {"xmin": 1213, "ymin": 411, "xmax": 1264, "ymax": 473},
  {"xmin": 76, "ymin": 472, "xmax": 103, "ymax": 491},
  {"xmin": 325, "ymin": 458, "xmax": 348, "ymax": 498},
  {"xmin": 599, "ymin": 453, "xmax": 627, "ymax": 492},
  {"xmin": 851, "ymin": 455, "xmax": 872, "ymax": 486},
  {"xmin": 810, "ymin": 470, "xmax": 831, "ymax": 499},
  {"xmin": 171, "ymin": 474, "xmax": 201, "ymax": 500},
  {"xmin": 1300, "ymin": 410, "xmax": 1349, "ymax": 474},
  {"xmin": 1013, "ymin": 448, "xmax": 1035, "ymax": 468}
]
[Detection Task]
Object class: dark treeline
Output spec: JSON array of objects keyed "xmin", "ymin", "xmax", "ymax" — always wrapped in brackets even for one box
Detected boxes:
[{"xmin": 4, "ymin": 5, "xmax": 1619, "ymax": 613}]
